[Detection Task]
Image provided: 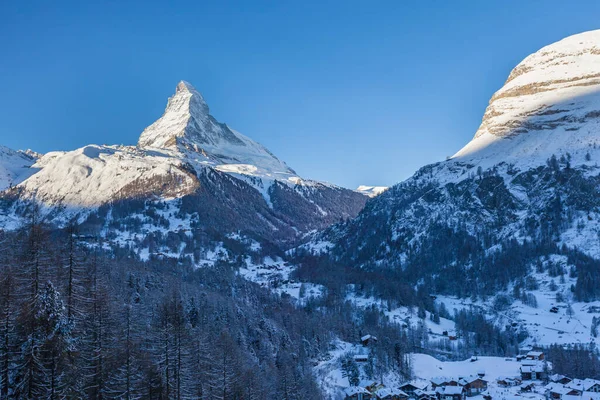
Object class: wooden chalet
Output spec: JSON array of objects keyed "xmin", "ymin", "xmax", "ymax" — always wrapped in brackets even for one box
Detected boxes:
[
  {"xmin": 345, "ymin": 386, "xmax": 373, "ymax": 400},
  {"xmin": 435, "ymin": 385, "xmax": 466, "ymax": 400}
]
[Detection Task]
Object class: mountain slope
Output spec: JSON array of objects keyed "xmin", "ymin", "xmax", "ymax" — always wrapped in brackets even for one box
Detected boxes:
[
  {"xmin": 0, "ymin": 146, "xmax": 37, "ymax": 191},
  {"xmin": 0, "ymin": 82, "xmax": 366, "ymax": 245},
  {"xmin": 310, "ymin": 30, "xmax": 600, "ymax": 303}
]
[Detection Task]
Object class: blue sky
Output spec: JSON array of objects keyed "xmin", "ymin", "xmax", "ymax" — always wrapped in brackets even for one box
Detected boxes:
[{"xmin": 1, "ymin": 1, "xmax": 600, "ymax": 188}]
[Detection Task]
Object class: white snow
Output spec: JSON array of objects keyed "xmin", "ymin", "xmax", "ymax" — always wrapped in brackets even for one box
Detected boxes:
[
  {"xmin": 356, "ymin": 185, "xmax": 389, "ymax": 197},
  {"xmin": 452, "ymin": 30, "xmax": 600, "ymax": 172},
  {"xmin": 0, "ymin": 145, "xmax": 37, "ymax": 191}
]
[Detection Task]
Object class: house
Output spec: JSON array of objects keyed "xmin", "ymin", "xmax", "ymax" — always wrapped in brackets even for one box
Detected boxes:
[
  {"xmin": 360, "ymin": 380, "xmax": 385, "ymax": 394},
  {"xmin": 545, "ymin": 382, "xmax": 580, "ymax": 399},
  {"xmin": 436, "ymin": 385, "xmax": 466, "ymax": 400},
  {"xmin": 361, "ymin": 334, "xmax": 378, "ymax": 346},
  {"xmin": 415, "ymin": 389, "xmax": 438, "ymax": 400},
  {"xmin": 460, "ymin": 377, "xmax": 488, "ymax": 396},
  {"xmin": 345, "ymin": 386, "xmax": 373, "ymax": 400},
  {"xmin": 497, "ymin": 377, "xmax": 521, "ymax": 387},
  {"xmin": 526, "ymin": 351, "xmax": 545, "ymax": 361},
  {"xmin": 581, "ymin": 392, "xmax": 600, "ymax": 400},
  {"xmin": 567, "ymin": 379, "xmax": 600, "ymax": 393},
  {"xmin": 520, "ymin": 364, "xmax": 546, "ymax": 381},
  {"xmin": 375, "ymin": 388, "xmax": 409, "ymax": 400},
  {"xmin": 431, "ymin": 378, "xmax": 459, "ymax": 389},
  {"xmin": 400, "ymin": 382, "xmax": 428, "ymax": 396},
  {"xmin": 549, "ymin": 375, "xmax": 572, "ymax": 385},
  {"xmin": 520, "ymin": 383, "xmax": 535, "ymax": 392}
]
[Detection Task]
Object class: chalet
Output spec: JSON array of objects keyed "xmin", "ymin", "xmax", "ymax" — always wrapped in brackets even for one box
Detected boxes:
[
  {"xmin": 581, "ymin": 392, "xmax": 600, "ymax": 400},
  {"xmin": 526, "ymin": 351, "xmax": 545, "ymax": 361},
  {"xmin": 564, "ymin": 393, "xmax": 600, "ymax": 400},
  {"xmin": 431, "ymin": 378, "xmax": 459, "ymax": 389},
  {"xmin": 567, "ymin": 379, "xmax": 600, "ymax": 393},
  {"xmin": 545, "ymin": 382, "xmax": 581, "ymax": 399},
  {"xmin": 520, "ymin": 364, "xmax": 546, "ymax": 381},
  {"xmin": 497, "ymin": 377, "xmax": 521, "ymax": 387},
  {"xmin": 549, "ymin": 375, "xmax": 572, "ymax": 385},
  {"xmin": 460, "ymin": 377, "xmax": 488, "ymax": 396},
  {"xmin": 361, "ymin": 334, "xmax": 378, "ymax": 346},
  {"xmin": 345, "ymin": 386, "xmax": 373, "ymax": 400},
  {"xmin": 400, "ymin": 382, "xmax": 428, "ymax": 396},
  {"xmin": 415, "ymin": 389, "xmax": 438, "ymax": 400},
  {"xmin": 360, "ymin": 380, "xmax": 385, "ymax": 393},
  {"xmin": 375, "ymin": 388, "xmax": 409, "ymax": 400},
  {"xmin": 520, "ymin": 383, "xmax": 535, "ymax": 392},
  {"xmin": 436, "ymin": 385, "xmax": 466, "ymax": 400}
]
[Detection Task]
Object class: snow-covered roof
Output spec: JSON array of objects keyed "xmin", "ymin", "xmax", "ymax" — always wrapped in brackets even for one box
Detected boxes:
[
  {"xmin": 567, "ymin": 379, "xmax": 600, "ymax": 391},
  {"xmin": 440, "ymin": 386, "xmax": 464, "ymax": 395},
  {"xmin": 361, "ymin": 334, "xmax": 377, "ymax": 342},
  {"xmin": 545, "ymin": 383, "xmax": 574, "ymax": 395},
  {"xmin": 549, "ymin": 374, "xmax": 570, "ymax": 383},
  {"xmin": 520, "ymin": 365, "xmax": 544, "ymax": 373},
  {"xmin": 376, "ymin": 388, "xmax": 409, "ymax": 398},
  {"xmin": 345, "ymin": 386, "xmax": 371, "ymax": 396},
  {"xmin": 459, "ymin": 376, "xmax": 487, "ymax": 385},
  {"xmin": 527, "ymin": 351, "xmax": 544, "ymax": 357},
  {"xmin": 431, "ymin": 377, "xmax": 450, "ymax": 385},
  {"xmin": 359, "ymin": 379, "xmax": 381, "ymax": 388}
]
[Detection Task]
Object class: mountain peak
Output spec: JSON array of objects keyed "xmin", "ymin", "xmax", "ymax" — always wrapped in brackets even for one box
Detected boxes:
[
  {"xmin": 452, "ymin": 30, "xmax": 600, "ymax": 168},
  {"xmin": 137, "ymin": 81, "xmax": 294, "ymax": 175}
]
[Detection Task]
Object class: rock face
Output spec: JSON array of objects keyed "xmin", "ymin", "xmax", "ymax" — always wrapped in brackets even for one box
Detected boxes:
[
  {"xmin": 311, "ymin": 30, "xmax": 600, "ymax": 302},
  {"xmin": 0, "ymin": 82, "xmax": 367, "ymax": 245},
  {"xmin": 454, "ymin": 30, "xmax": 600, "ymax": 170}
]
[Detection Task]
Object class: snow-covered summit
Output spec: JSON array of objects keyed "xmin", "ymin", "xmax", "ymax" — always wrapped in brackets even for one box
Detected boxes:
[
  {"xmin": 356, "ymin": 185, "xmax": 388, "ymax": 197},
  {"xmin": 453, "ymin": 30, "xmax": 600, "ymax": 170},
  {"xmin": 138, "ymin": 81, "xmax": 294, "ymax": 176}
]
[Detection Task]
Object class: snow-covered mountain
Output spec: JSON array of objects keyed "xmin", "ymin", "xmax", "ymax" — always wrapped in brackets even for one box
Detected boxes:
[
  {"xmin": 0, "ymin": 82, "xmax": 366, "ymax": 245},
  {"xmin": 309, "ymin": 30, "xmax": 600, "ymax": 307},
  {"xmin": 356, "ymin": 185, "xmax": 388, "ymax": 197},
  {"xmin": 0, "ymin": 146, "xmax": 37, "ymax": 191},
  {"xmin": 454, "ymin": 29, "xmax": 600, "ymax": 171},
  {"xmin": 138, "ymin": 81, "xmax": 295, "ymax": 178}
]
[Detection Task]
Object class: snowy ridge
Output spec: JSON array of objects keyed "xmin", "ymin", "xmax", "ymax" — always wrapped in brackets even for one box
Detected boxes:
[
  {"xmin": 0, "ymin": 145, "xmax": 37, "ymax": 191},
  {"xmin": 4, "ymin": 81, "xmax": 353, "ymax": 208}
]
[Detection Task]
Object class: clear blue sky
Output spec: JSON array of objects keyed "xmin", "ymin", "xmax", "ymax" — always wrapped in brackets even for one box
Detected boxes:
[{"xmin": 1, "ymin": 1, "xmax": 600, "ymax": 188}]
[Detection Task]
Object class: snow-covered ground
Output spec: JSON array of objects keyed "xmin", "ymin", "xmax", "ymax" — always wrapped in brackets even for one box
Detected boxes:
[
  {"xmin": 347, "ymin": 295, "xmax": 457, "ymax": 337},
  {"xmin": 413, "ymin": 354, "xmax": 546, "ymax": 400},
  {"xmin": 238, "ymin": 256, "xmax": 324, "ymax": 301},
  {"xmin": 436, "ymin": 255, "xmax": 599, "ymax": 346}
]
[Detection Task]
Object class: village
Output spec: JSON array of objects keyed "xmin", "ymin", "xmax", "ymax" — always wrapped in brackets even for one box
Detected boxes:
[{"xmin": 343, "ymin": 345, "xmax": 600, "ymax": 400}]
